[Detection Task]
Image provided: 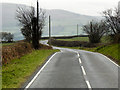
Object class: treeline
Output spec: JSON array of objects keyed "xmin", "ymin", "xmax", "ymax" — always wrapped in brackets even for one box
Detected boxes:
[
  {"xmin": 83, "ymin": 7, "xmax": 120, "ymax": 44},
  {"xmin": 0, "ymin": 32, "xmax": 14, "ymax": 42}
]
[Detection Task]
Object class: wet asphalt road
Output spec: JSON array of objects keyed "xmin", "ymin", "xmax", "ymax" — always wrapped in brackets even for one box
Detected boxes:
[{"xmin": 26, "ymin": 40, "xmax": 119, "ymax": 89}]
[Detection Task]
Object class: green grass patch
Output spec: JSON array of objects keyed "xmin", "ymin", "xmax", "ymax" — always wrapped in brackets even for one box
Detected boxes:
[
  {"xmin": 57, "ymin": 36, "xmax": 110, "ymax": 43},
  {"xmin": 0, "ymin": 43, "xmax": 15, "ymax": 46},
  {"xmin": 2, "ymin": 49, "xmax": 59, "ymax": 88},
  {"xmin": 57, "ymin": 37, "xmax": 89, "ymax": 42}
]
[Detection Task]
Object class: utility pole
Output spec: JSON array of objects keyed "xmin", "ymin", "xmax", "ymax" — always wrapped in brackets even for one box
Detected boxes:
[
  {"xmin": 37, "ymin": 0, "xmax": 39, "ymax": 41},
  {"xmin": 49, "ymin": 15, "xmax": 51, "ymax": 45},
  {"xmin": 49, "ymin": 15, "xmax": 51, "ymax": 39},
  {"xmin": 32, "ymin": 0, "xmax": 39, "ymax": 49},
  {"xmin": 77, "ymin": 24, "xmax": 78, "ymax": 37}
]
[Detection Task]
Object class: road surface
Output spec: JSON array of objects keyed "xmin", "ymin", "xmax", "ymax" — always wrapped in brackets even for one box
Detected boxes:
[{"xmin": 25, "ymin": 40, "xmax": 119, "ymax": 89}]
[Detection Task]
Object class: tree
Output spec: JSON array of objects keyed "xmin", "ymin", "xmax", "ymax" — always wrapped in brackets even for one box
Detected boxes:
[
  {"xmin": 103, "ymin": 8, "xmax": 120, "ymax": 43},
  {"xmin": 16, "ymin": 1, "xmax": 46, "ymax": 49},
  {"xmin": 83, "ymin": 20, "xmax": 108, "ymax": 43},
  {"xmin": 0, "ymin": 32, "xmax": 14, "ymax": 42},
  {"xmin": 0, "ymin": 32, "xmax": 7, "ymax": 41},
  {"xmin": 5, "ymin": 33, "xmax": 14, "ymax": 42}
]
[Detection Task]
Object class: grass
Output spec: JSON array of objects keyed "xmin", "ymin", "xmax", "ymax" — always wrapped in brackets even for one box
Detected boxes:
[
  {"xmin": 57, "ymin": 36, "xmax": 110, "ymax": 43},
  {"xmin": 57, "ymin": 37, "xmax": 89, "ymax": 42},
  {"xmin": 0, "ymin": 43, "xmax": 15, "ymax": 46},
  {"xmin": 96, "ymin": 44, "xmax": 120, "ymax": 64},
  {"xmin": 2, "ymin": 49, "xmax": 59, "ymax": 88}
]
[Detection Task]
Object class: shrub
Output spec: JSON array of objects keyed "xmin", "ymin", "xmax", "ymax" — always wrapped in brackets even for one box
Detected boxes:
[{"xmin": 2, "ymin": 42, "xmax": 33, "ymax": 64}]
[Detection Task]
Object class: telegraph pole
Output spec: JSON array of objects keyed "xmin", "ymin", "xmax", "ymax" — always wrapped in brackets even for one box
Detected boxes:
[
  {"xmin": 36, "ymin": 0, "xmax": 39, "ymax": 48},
  {"xmin": 77, "ymin": 24, "xmax": 78, "ymax": 37},
  {"xmin": 49, "ymin": 15, "xmax": 51, "ymax": 39},
  {"xmin": 49, "ymin": 15, "xmax": 51, "ymax": 45}
]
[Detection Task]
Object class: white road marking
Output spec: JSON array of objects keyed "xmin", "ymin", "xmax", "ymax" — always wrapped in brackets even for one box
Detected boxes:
[
  {"xmin": 25, "ymin": 52, "xmax": 58, "ymax": 89},
  {"xmin": 77, "ymin": 52, "xmax": 92, "ymax": 89},
  {"xmin": 98, "ymin": 53, "xmax": 119, "ymax": 67},
  {"xmin": 81, "ymin": 66, "xmax": 86, "ymax": 75},
  {"xmin": 86, "ymin": 80, "xmax": 92, "ymax": 89},
  {"xmin": 77, "ymin": 53, "xmax": 80, "ymax": 57},
  {"xmin": 79, "ymin": 58, "xmax": 82, "ymax": 64}
]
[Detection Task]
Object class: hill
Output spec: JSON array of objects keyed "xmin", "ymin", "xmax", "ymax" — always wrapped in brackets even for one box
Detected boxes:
[{"xmin": 1, "ymin": 3, "xmax": 102, "ymax": 40}]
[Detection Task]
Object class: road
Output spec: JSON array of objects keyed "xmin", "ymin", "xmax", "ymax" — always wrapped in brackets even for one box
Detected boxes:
[{"xmin": 25, "ymin": 40, "xmax": 119, "ymax": 89}]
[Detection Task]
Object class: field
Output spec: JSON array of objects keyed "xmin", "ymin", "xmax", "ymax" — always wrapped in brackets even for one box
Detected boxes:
[
  {"xmin": 57, "ymin": 36, "xmax": 110, "ymax": 43},
  {"xmin": 2, "ymin": 49, "xmax": 59, "ymax": 88},
  {"xmin": 57, "ymin": 37, "xmax": 89, "ymax": 42}
]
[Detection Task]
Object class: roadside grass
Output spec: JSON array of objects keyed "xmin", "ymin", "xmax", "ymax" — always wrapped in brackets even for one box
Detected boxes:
[
  {"xmin": 96, "ymin": 44, "xmax": 120, "ymax": 65},
  {"xmin": 2, "ymin": 49, "xmax": 59, "ymax": 88}
]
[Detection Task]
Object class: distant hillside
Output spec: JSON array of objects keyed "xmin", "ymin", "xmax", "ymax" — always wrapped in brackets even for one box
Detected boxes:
[{"xmin": 1, "ymin": 3, "xmax": 102, "ymax": 40}]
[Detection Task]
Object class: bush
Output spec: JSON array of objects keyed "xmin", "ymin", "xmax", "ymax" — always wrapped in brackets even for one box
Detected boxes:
[
  {"xmin": 2, "ymin": 42, "xmax": 33, "ymax": 64},
  {"xmin": 109, "ymin": 34, "xmax": 120, "ymax": 43},
  {"xmin": 2, "ymin": 41, "xmax": 53, "ymax": 64}
]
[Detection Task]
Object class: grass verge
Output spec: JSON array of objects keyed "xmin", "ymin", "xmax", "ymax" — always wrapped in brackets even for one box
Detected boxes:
[
  {"xmin": 2, "ymin": 49, "xmax": 59, "ymax": 88},
  {"xmin": 95, "ymin": 44, "xmax": 120, "ymax": 65}
]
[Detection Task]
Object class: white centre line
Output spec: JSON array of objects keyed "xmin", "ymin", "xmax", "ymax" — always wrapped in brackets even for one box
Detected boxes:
[
  {"xmin": 77, "ymin": 52, "xmax": 92, "ymax": 89},
  {"xmin": 77, "ymin": 53, "xmax": 80, "ymax": 57},
  {"xmin": 86, "ymin": 80, "xmax": 92, "ymax": 89},
  {"xmin": 25, "ymin": 52, "xmax": 58, "ymax": 89},
  {"xmin": 79, "ymin": 58, "xmax": 82, "ymax": 64},
  {"xmin": 81, "ymin": 66, "xmax": 86, "ymax": 75}
]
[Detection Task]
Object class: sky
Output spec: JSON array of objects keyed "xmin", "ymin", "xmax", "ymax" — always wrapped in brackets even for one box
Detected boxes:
[{"xmin": 1, "ymin": 0, "xmax": 120, "ymax": 16}]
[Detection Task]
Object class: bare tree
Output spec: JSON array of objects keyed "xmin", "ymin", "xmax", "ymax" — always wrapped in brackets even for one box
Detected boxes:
[
  {"xmin": 16, "ymin": 1, "xmax": 46, "ymax": 49},
  {"xmin": 103, "ymin": 8, "xmax": 120, "ymax": 43},
  {"xmin": 83, "ymin": 20, "xmax": 108, "ymax": 43}
]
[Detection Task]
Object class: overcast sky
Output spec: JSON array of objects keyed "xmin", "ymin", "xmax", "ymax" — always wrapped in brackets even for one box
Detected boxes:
[{"xmin": 1, "ymin": 0, "xmax": 120, "ymax": 16}]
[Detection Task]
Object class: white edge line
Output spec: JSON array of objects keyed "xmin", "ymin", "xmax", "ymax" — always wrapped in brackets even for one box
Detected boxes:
[
  {"xmin": 77, "ymin": 53, "xmax": 80, "ymax": 57},
  {"xmin": 98, "ymin": 53, "xmax": 119, "ymax": 67},
  {"xmin": 86, "ymin": 80, "xmax": 92, "ymax": 89},
  {"xmin": 25, "ymin": 52, "xmax": 58, "ymax": 88},
  {"xmin": 81, "ymin": 66, "xmax": 86, "ymax": 75}
]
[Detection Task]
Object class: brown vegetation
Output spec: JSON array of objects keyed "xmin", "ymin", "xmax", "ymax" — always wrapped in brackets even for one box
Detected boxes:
[
  {"xmin": 2, "ymin": 41, "xmax": 52, "ymax": 64},
  {"xmin": 2, "ymin": 42, "xmax": 33, "ymax": 64}
]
